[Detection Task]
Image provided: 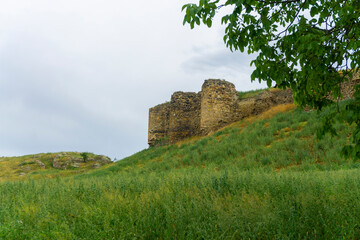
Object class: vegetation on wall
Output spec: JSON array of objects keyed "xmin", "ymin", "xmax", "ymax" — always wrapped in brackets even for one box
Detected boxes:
[{"xmin": 237, "ymin": 88, "xmax": 268, "ymax": 100}]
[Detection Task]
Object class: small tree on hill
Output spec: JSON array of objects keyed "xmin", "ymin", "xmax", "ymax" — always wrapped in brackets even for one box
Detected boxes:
[
  {"xmin": 182, "ymin": 0, "xmax": 360, "ymax": 159},
  {"xmin": 80, "ymin": 152, "xmax": 89, "ymax": 163}
]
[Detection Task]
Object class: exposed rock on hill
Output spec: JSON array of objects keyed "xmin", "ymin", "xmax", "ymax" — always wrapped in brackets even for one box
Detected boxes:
[
  {"xmin": 0, "ymin": 152, "xmax": 113, "ymax": 181},
  {"xmin": 53, "ymin": 153, "xmax": 112, "ymax": 170}
]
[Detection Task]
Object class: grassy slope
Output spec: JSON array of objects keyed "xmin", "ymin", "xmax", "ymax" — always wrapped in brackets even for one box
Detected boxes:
[
  {"xmin": 1, "ymin": 101, "xmax": 360, "ymax": 239},
  {"xmin": 0, "ymin": 152, "xmax": 114, "ymax": 182}
]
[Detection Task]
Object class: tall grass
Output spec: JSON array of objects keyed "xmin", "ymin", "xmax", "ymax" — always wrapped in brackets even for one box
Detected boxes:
[
  {"xmin": 1, "ymin": 102, "xmax": 359, "ymax": 239},
  {"xmin": 1, "ymin": 169, "xmax": 360, "ymax": 239}
]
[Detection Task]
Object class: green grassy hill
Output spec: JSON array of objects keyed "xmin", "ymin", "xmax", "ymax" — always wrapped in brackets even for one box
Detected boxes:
[
  {"xmin": 0, "ymin": 152, "xmax": 113, "ymax": 182},
  {"xmin": 1, "ymin": 101, "xmax": 360, "ymax": 239}
]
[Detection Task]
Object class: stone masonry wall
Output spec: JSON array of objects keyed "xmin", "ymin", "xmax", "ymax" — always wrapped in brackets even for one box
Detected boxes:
[
  {"xmin": 233, "ymin": 89, "xmax": 293, "ymax": 121},
  {"xmin": 168, "ymin": 92, "xmax": 201, "ymax": 144},
  {"xmin": 340, "ymin": 71, "xmax": 360, "ymax": 99},
  {"xmin": 200, "ymin": 80, "xmax": 239, "ymax": 135},
  {"xmin": 148, "ymin": 75, "xmax": 359, "ymax": 147},
  {"xmin": 148, "ymin": 102, "xmax": 170, "ymax": 146}
]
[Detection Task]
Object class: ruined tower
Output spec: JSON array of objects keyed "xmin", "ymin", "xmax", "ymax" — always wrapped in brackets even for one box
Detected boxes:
[
  {"xmin": 168, "ymin": 92, "xmax": 201, "ymax": 144},
  {"xmin": 148, "ymin": 91, "xmax": 201, "ymax": 147},
  {"xmin": 200, "ymin": 80, "xmax": 238, "ymax": 134},
  {"xmin": 148, "ymin": 102, "xmax": 170, "ymax": 146},
  {"xmin": 148, "ymin": 78, "xmax": 295, "ymax": 147}
]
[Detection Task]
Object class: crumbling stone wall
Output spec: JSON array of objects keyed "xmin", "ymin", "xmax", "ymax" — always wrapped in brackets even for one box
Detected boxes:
[
  {"xmin": 340, "ymin": 72, "xmax": 360, "ymax": 99},
  {"xmin": 148, "ymin": 102, "xmax": 170, "ymax": 146},
  {"xmin": 148, "ymin": 76, "xmax": 358, "ymax": 147},
  {"xmin": 148, "ymin": 79, "xmax": 293, "ymax": 146},
  {"xmin": 168, "ymin": 92, "xmax": 201, "ymax": 144},
  {"xmin": 200, "ymin": 80, "xmax": 239, "ymax": 134},
  {"xmin": 233, "ymin": 89, "xmax": 293, "ymax": 120},
  {"xmin": 253, "ymin": 89, "xmax": 293, "ymax": 115}
]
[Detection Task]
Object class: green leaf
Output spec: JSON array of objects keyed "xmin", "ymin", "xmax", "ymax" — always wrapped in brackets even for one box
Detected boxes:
[
  {"xmin": 195, "ymin": 17, "xmax": 200, "ymax": 25},
  {"xmin": 183, "ymin": 17, "xmax": 187, "ymax": 25},
  {"xmin": 206, "ymin": 18, "xmax": 212, "ymax": 27},
  {"xmin": 310, "ymin": 6, "xmax": 318, "ymax": 17},
  {"xmin": 181, "ymin": 0, "xmax": 360, "ymax": 160}
]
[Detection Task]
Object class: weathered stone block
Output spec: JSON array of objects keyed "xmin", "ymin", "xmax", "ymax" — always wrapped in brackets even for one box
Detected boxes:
[
  {"xmin": 148, "ymin": 102, "xmax": 170, "ymax": 146},
  {"xmin": 340, "ymin": 79, "xmax": 360, "ymax": 99},
  {"xmin": 200, "ymin": 79, "xmax": 238, "ymax": 134},
  {"xmin": 169, "ymin": 91, "xmax": 201, "ymax": 144},
  {"xmin": 234, "ymin": 98, "xmax": 256, "ymax": 119}
]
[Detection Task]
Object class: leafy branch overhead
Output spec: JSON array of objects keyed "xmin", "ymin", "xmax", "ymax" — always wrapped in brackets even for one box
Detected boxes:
[{"xmin": 182, "ymin": 0, "xmax": 360, "ymax": 159}]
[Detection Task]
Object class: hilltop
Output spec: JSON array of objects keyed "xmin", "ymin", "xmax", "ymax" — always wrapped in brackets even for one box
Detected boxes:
[{"xmin": 0, "ymin": 152, "xmax": 112, "ymax": 182}]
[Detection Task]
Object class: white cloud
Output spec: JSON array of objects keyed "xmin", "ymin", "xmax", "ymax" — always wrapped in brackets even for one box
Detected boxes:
[{"xmin": 0, "ymin": 0, "xmax": 265, "ymax": 159}]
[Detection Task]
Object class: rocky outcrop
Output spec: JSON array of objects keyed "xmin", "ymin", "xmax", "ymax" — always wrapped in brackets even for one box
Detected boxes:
[
  {"xmin": 52, "ymin": 153, "xmax": 112, "ymax": 170},
  {"xmin": 17, "ymin": 159, "xmax": 46, "ymax": 175},
  {"xmin": 1, "ymin": 152, "xmax": 113, "ymax": 180},
  {"xmin": 35, "ymin": 160, "xmax": 46, "ymax": 169}
]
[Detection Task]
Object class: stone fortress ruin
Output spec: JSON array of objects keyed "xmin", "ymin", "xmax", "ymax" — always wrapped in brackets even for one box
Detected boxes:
[
  {"xmin": 148, "ymin": 73, "xmax": 360, "ymax": 146},
  {"xmin": 148, "ymin": 79, "xmax": 293, "ymax": 146}
]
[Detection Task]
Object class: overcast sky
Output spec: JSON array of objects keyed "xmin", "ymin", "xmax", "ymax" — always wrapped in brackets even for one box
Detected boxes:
[{"xmin": 0, "ymin": 0, "xmax": 267, "ymax": 160}]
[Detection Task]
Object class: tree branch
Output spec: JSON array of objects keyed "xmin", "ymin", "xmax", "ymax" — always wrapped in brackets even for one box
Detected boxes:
[{"xmin": 254, "ymin": 0, "xmax": 301, "ymax": 4}]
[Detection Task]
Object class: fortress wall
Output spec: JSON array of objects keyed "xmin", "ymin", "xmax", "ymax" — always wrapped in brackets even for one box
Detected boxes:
[
  {"xmin": 251, "ymin": 91, "xmax": 276, "ymax": 115},
  {"xmin": 270, "ymin": 89, "xmax": 294, "ymax": 104},
  {"xmin": 148, "ymin": 102, "xmax": 170, "ymax": 147},
  {"xmin": 233, "ymin": 89, "xmax": 293, "ymax": 120},
  {"xmin": 200, "ymin": 80, "xmax": 238, "ymax": 134},
  {"xmin": 340, "ymin": 75, "xmax": 360, "ymax": 99},
  {"xmin": 168, "ymin": 92, "xmax": 201, "ymax": 144},
  {"xmin": 233, "ymin": 98, "xmax": 256, "ymax": 120},
  {"xmin": 148, "ymin": 76, "xmax": 357, "ymax": 147},
  {"xmin": 253, "ymin": 89, "xmax": 293, "ymax": 115},
  {"xmin": 335, "ymin": 70, "xmax": 360, "ymax": 99}
]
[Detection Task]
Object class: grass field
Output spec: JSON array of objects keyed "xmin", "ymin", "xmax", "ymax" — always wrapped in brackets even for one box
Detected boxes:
[{"xmin": 1, "ymin": 101, "xmax": 359, "ymax": 239}]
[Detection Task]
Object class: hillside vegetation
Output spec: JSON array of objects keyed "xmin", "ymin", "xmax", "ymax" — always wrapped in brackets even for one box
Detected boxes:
[
  {"xmin": 237, "ymin": 88, "xmax": 268, "ymax": 99},
  {"xmin": 1, "ymin": 101, "xmax": 360, "ymax": 239},
  {"xmin": 0, "ymin": 152, "xmax": 113, "ymax": 182}
]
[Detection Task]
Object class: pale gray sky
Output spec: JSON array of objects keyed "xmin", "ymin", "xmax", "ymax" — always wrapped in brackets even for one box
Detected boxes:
[{"xmin": 0, "ymin": 0, "xmax": 266, "ymax": 160}]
